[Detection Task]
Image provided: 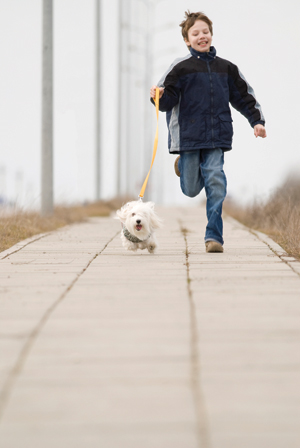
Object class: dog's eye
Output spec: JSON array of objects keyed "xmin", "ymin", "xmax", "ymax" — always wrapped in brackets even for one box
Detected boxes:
[{"xmin": 132, "ymin": 213, "xmax": 136, "ymax": 217}]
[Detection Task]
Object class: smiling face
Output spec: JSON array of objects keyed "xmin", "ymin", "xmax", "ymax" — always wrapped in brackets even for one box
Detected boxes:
[{"xmin": 184, "ymin": 19, "xmax": 212, "ymax": 53}]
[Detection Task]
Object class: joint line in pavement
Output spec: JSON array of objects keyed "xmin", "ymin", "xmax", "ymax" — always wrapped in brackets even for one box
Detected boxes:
[
  {"xmin": 0, "ymin": 231, "xmax": 119, "ymax": 424},
  {"xmin": 180, "ymin": 222, "xmax": 212, "ymax": 448}
]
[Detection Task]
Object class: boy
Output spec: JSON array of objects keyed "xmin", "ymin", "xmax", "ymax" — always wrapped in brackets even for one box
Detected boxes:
[{"xmin": 150, "ymin": 11, "xmax": 266, "ymax": 253}]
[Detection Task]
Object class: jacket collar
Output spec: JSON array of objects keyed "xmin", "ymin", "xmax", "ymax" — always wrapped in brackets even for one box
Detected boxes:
[{"xmin": 190, "ymin": 46, "xmax": 216, "ymax": 61}]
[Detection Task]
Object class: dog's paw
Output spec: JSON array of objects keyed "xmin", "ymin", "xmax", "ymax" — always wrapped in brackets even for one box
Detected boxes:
[
  {"xmin": 147, "ymin": 244, "xmax": 156, "ymax": 254},
  {"xmin": 130, "ymin": 242, "xmax": 139, "ymax": 252},
  {"xmin": 122, "ymin": 240, "xmax": 138, "ymax": 252}
]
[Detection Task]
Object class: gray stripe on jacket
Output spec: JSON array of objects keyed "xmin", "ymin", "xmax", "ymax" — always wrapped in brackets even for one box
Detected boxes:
[
  {"xmin": 157, "ymin": 54, "xmax": 192, "ymax": 152},
  {"xmin": 238, "ymin": 69, "xmax": 265, "ymax": 122},
  {"xmin": 169, "ymin": 94, "xmax": 181, "ymax": 152}
]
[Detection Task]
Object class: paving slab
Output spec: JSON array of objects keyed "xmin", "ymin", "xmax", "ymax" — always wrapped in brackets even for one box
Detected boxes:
[{"xmin": 0, "ymin": 206, "xmax": 299, "ymax": 448}]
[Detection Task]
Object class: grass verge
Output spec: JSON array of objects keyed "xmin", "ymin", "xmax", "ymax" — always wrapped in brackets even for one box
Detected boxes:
[
  {"xmin": 224, "ymin": 176, "xmax": 300, "ymax": 260},
  {"xmin": 0, "ymin": 198, "xmax": 128, "ymax": 254}
]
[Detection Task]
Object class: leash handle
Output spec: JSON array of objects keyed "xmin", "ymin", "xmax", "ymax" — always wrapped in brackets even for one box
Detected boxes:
[{"xmin": 139, "ymin": 87, "xmax": 159, "ymax": 199}]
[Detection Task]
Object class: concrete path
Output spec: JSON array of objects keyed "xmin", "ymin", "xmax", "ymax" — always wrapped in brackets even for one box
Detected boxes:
[{"xmin": 0, "ymin": 206, "xmax": 299, "ymax": 448}]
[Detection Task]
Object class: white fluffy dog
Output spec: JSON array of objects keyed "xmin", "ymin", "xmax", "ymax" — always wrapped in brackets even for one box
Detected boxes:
[{"xmin": 116, "ymin": 200, "xmax": 163, "ymax": 253}]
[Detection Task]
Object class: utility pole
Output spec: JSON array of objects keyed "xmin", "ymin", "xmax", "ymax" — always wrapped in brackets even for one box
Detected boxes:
[
  {"xmin": 117, "ymin": 0, "xmax": 131, "ymax": 196},
  {"xmin": 116, "ymin": 0, "xmax": 122, "ymax": 196},
  {"xmin": 95, "ymin": 0, "xmax": 101, "ymax": 200},
  {"xmin": 143, "ymin": 0, "xmax": 153, "ymax": 201},
  {"xmin": 41, "ymin": 0, "xmax": 53, "ymax": 215}
]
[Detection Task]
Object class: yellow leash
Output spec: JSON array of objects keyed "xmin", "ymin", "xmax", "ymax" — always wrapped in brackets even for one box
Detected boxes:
[{"xmin": 139, "ymin": 88, "xmax": 159, "ymax": 199}]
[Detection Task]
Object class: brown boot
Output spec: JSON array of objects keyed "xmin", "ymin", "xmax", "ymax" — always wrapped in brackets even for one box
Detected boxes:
[
  {"xmin": 205, "ymin": 241, "xmax": 224, "ymax": 253},
  {"xmin": 174, "ymin": 156, "xmax": 180, "ymax": 177}
]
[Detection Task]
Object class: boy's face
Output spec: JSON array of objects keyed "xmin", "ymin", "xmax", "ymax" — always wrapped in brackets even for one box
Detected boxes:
[{"xmin": 185, "ymin": 20, "xmax": 212, "ymax": 53}]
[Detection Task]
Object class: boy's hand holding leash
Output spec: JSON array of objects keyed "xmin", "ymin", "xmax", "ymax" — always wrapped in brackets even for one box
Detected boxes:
[
  {"xmin": 254, "ymin": 124, "xmax": 267, "ymax": 138},
  {"xmin": 150, "ymin": 85, "xmax": 164, "ymax": 100}
]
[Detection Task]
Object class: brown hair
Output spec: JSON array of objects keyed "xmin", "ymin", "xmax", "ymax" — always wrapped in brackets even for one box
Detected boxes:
[{"xmin": 179, "ymin": 10, "xmax": 213, "ymax": 42}]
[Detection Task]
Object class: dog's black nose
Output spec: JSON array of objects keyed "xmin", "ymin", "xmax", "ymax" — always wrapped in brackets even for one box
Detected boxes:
[{"xmin": 136, "ymin": 219, "xmax": 141, "ymax": 224}]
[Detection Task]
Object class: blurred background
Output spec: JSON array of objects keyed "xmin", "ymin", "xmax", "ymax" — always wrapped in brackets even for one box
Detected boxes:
[{"xmin": 0, "ymin": 0, "xmax": 299, "ymax": 210}]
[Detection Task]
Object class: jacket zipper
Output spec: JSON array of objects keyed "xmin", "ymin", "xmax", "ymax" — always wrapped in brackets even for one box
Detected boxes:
[{"xmin": 207, "ymin": 61, "xmax": 215, "ymax": 148}]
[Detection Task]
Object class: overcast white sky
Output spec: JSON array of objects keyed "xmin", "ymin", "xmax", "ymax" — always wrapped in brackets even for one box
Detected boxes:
[{"xmin": 0, "ymin": 0, "xmax": 300, "ymax": 208}]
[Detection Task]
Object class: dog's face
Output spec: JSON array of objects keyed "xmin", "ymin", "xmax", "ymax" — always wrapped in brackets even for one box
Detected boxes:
[{"xmin": 116, "ymin": 201, "xmax": 162, "ymax": 238}]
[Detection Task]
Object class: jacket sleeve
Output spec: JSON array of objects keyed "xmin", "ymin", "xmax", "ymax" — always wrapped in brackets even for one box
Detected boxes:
[
  {"xmin": 150, "ymin": 65, "xmax": 181, "ymax": 112},
  {"xmin": 228, "ymin": 63, "xmax": 265, "ymax": 127}
]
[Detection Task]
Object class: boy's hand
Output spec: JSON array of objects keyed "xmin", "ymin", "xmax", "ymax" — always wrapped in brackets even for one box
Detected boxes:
[
  {"xmin": 254, "ymin": 124, "xmax": 267, "ymax": 138},
  {"xmin": 150, "ymin": 85, "xmax": 164, "ymax": 100}
]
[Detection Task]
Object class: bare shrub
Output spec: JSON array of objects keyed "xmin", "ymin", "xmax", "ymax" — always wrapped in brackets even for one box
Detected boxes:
[
  {"xmin": 224, "ymin": 176, "xmax": 300, "ymax": 260},
  {"xmin": 0, "ymin": 198, "xmax": 128, "ymax": 254}
]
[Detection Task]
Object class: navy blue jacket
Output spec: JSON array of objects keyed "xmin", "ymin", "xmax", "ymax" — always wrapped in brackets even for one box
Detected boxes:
[{"xmin": 152, "ymin": 46, "xmax": 265, "ymax": 154}]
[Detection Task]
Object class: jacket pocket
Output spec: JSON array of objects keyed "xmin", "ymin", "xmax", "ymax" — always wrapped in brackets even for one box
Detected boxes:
[
  {"xmin": 180, "ymin": 115, "xmax": 206, "ymax": 144},
  {"xmin": 219, "ymin": 112, "xmax": 233, "ymax": 141}
]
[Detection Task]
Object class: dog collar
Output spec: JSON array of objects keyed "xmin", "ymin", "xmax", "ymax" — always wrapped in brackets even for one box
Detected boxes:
[{"xmin": 122, "ymin": 225, "xmax": 151, "ymax": 243}]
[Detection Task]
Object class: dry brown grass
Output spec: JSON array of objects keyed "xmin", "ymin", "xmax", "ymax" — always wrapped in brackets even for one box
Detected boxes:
[
  {"xmin": 0, "ymin": 198, "xmax": 129, "ymax": 254},
  {"xmin": 224, "ymin": 176, "xmax": 300, "ymax": 260}
]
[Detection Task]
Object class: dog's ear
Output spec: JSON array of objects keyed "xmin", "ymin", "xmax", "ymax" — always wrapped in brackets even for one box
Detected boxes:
[
  {"xmin": 115, "ymin": 210, "xmax": 122, "ymax": 221},
  {"xmin": 150, "ymin": 212, "xmax": 163, "ymax": 229},
  {"xmin": 147, "ymin": 201, "xmax": 155, "ymax": 209},
  {"xmin": 122, "ymin": 200, "xmax": 139, "ymax": 212},
  {"xmin": 125, "ymin": 201, "xmax": 135, "ymax": 211},
  {"xmin": 115, "ymin": 207, "xmax": 127, "ymax": 223},
  {"xmin": 115, "ymin": 201, "xmax": 136, "ymax": 223}
]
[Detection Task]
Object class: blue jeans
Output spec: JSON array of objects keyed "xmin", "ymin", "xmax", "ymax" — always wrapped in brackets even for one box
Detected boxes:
[{"xmin": 178, "ymin": 148, "xmax": 227, "ymax": 245}]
